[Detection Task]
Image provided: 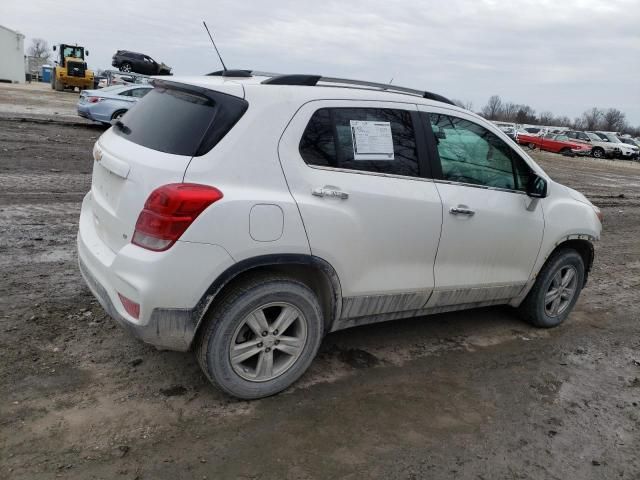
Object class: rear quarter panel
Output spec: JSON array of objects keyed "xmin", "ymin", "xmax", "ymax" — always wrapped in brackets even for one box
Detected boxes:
[{"xmin": 181, "ymin": 90, "xmax": 311, "ymax": 262}]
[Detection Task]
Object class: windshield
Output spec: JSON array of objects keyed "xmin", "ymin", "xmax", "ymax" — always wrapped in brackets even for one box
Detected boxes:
[
  {"xmin": 602, "ymin": 133, "xmax": 621, "ymax": 143},
  {"xmin": 62, "ymin": 46, "xmax": 84, "ymax": 59},
  {"xmin": 586, "ymin": 133, "xmax": 601, "ymax": 141}
]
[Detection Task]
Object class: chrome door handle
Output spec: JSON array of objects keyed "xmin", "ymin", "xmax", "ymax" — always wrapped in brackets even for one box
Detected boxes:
[
  {"xmin": 312, "ymin": 186, "xmax": 349, "ymax": 200},
  {"xmin": 449, "ymin": 206, "xmax": 475, "ymax": 216}
]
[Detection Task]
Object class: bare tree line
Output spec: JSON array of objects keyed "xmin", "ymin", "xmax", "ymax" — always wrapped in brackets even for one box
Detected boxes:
[
  {"xmin": 460, "ymin": 94, "xmax": 639, "ymax": 136},
  {"xmin": 28, "ymin": 38, "xmax": 51, "ymax": 63}
]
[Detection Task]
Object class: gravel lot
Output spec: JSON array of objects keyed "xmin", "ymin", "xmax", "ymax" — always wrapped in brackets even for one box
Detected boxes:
[{"xmin": 1, "ymin": 86, "xmax": 639, "ymax": 479}]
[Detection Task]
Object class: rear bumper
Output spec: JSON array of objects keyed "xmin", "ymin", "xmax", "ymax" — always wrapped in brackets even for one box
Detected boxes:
[
  {"xmin": 60, "ymin": 77, "xmax": 93, "ymax": 87},
  {"xmin": 78, "ymin": 255, "xmax": 197, "ymax": 351},
  {"xmin": 77, "ymin": 192, "xmax": 235, "ymax": 351}
]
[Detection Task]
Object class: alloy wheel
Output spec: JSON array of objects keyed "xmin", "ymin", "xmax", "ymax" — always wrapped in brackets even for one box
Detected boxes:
[
  {"xmin": 544, "ymin": 266, "xmax": 578, "ymax": 317},
  {"xmin": 229, "ymin": 302, "xmax": 308, "ymax": 382}
]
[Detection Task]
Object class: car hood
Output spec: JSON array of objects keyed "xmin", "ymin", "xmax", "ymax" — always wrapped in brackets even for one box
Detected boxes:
[{"xmin": 615, "ymin": 142, "xmax": 639, "ymax": 151}]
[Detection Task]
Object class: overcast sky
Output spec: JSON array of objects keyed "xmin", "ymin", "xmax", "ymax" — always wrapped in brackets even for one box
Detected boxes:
[{"xmin": 3, "ymin": 0, "xmax": 639, "ymax": 124}]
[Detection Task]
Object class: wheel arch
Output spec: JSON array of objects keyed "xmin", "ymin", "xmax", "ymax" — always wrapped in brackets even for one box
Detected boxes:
[
  {"xmin": 110, "ymin": 109, "xmax": 128, "ymax": 120},
  {"xmin": 511, "ymin": 234, "xmax": 595, "ymax": 307},
  {"xmin": 547, "ymin": 237, "xmax": 594, "ymax": 282},
  {"xmin": 192, "ymin": 254, "xmax": 343, "ymax": 344}
]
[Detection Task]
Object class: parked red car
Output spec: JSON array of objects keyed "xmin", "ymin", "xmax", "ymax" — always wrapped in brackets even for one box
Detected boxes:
[{"xmin": 518, "ymin": 133, "xmax": 592, "ymax": 156}]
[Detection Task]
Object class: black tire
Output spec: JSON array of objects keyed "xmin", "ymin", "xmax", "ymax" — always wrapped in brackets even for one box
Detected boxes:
[
  {"xmin": 559, "ymin": 147, "xmax": 572, "ymax": 156},
  {"xmin": 528, "ymin": 143, "xmax": 536, "ymax": 150},
  {"xmin": 111, "ymin": 109, "xmax": 127, "ymax": 121},
  {"xmin": 518, "ymin": 249, "xmax": 585, "ymax": 328},
  {"xmin": 592, "ymin": 147, "xmax": 604, "ymax": 159},
  {"xmin": 196, "ymin": 274, "xmax": 324, "ymax": 399},
  {"xmin": 119, "ymin": 63, "xmax": 132, "ymax": 73}
]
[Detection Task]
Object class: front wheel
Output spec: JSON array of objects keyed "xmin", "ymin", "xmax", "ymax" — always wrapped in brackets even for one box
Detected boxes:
[
  {"xmin": 518, "ymin": 249, "xmax": 585, "ymax": 328},
  {"xmin": 592, "ymin": 147, "xmax": 605, "ymax": 159},
  {"xmin": 196, "ymin": 275, "xmax": 324, "ymax": 399}
]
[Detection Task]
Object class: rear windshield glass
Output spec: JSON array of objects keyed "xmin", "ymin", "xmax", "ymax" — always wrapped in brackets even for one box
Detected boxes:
[{"xmin": 113, "ymin": 83, "xmax": 247, "ymax": 156}]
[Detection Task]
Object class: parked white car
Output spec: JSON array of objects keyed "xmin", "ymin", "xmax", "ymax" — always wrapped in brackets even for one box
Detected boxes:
[
  {"xmin": 78, "ymin": 72, "xmax": 602, "ymax": 399},
  {"xmin": 564, "ymin": 130, "xmax": 620, "ymax": 159},
  {"xmin": 592, "ymin": 131, "xmax": 639, "ymax": 159}
]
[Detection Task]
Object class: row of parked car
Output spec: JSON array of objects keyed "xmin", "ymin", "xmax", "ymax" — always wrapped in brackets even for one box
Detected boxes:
[{"xmin": 496, "ymin": 124, "xmax": 639, "ymax": 160}]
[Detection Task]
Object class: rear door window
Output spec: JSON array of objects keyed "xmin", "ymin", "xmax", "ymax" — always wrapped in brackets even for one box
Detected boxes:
[
  {"xmin": 113, "ymin": 82, "xmax": 248, "ymax": 157},
  {"xmin": 299, "ymin": 107, "xmax": 419, "ymax": 177}
]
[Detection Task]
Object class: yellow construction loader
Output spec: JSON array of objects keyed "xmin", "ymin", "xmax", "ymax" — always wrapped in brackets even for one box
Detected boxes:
[{"xmin": 51, "ymin": 44, "xmax": 94, "ymax": 91}]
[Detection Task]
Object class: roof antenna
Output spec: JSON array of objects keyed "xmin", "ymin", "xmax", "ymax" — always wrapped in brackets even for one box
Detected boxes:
[{"xmin": 203, "ymin": 20, "xmax": 227, "ymax": 72}]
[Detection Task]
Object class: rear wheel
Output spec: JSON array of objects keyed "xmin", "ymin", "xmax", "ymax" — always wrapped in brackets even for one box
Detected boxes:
[
  {"xmin": 111, "ymin": 109, "xmax": 127, "ymax": 121},
  {"xmin": 120, "ymin": 63, "xmax": 132, "ymax": 73},
  {"xmin": 518, "ymin": 249, "xmax": 585, "ymax": 328},
  {"xmin": 196, "ymin": 274, "xmax": 324, "ymax": 399},
  {"xmin": 592, "ymin": 147, "xmax": 605, "ymax": 158}
]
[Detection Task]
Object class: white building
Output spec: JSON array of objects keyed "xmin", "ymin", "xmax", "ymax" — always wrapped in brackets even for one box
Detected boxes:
[{"xmin": 0, "ymin": 24, "xmax": 25, "ymax": 83}]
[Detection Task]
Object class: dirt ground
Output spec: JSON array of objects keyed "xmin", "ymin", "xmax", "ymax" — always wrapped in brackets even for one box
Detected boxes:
[
  {"xmin": 0, "ymin": 83, "xmax": 87, "ymax": 122},
  {"xmin": 1, "ymin": 94, "xmax": 639, "ymax": 479}
]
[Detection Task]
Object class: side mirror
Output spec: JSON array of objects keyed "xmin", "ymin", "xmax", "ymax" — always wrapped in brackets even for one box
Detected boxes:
[
  {"xmin": 53, "ymin": 45, "xmax": 57, "ymax": 51},
  {"xmin": 527, "ymin": 174, "xmax": 548, "ymax": 199},
  {"xmin": 86, "ymin": 50, "xmax": 90, "ymax": 56}
]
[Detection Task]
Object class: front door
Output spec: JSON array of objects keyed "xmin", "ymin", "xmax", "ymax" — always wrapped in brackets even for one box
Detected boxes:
[
  {"xmin": 278, "ymin": 101, "xmax": 443, "ymax": 323},
  {"xmin": 418, "ymin": 107, "xmax": 544, "ymax": 307}
]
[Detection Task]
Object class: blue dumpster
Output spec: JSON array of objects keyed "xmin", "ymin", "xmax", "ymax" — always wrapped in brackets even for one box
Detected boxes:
[{"xmin": 41, "ymin": 65, "xmax": 52, "ymax": 83}]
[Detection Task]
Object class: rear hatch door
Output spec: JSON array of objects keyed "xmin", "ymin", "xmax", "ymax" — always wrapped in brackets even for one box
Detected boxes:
[{"xmin": 89, "ymin": 79, "xmax": 247, "ymax": 253}]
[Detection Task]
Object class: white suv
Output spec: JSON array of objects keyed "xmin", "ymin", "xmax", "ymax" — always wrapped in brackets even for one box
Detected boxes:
[{"xmin": 78, "ymin": 72, "xmax": 602, "ymax": 399}]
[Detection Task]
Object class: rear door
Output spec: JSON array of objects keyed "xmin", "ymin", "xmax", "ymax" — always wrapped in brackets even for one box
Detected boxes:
[
  {"xmin": 89, "ymin": 81, "xmax": 247, "ymax": 253},
  {"xmin": 418, "ymin": 106, "xmax": 544, "ymax": 307},
  {"xmin": 279, "ymin": 101, "xmax": 443, "ymax": 322}
]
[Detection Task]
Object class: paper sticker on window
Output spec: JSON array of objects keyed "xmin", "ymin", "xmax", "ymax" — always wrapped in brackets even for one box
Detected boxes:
[{"xmin": 350, "ymin": 120, "xmax": 394, "ymax": 160}]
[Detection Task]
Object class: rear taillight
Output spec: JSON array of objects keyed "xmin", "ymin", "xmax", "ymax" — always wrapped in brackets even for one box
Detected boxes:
[
  {"xmin": 132, "ymin": 183, "xmax": 223, "ymax": 251},
  {"xmin": 87, "ymin": 96, "xmax": 103, "ymax": 103}
]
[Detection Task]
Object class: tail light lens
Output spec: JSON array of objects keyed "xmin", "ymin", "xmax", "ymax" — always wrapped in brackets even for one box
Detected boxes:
[
  {"xmin": 593, "ymin": 205, "xmax": 604, "ymax": 223},
  {"xmin": 118, "ymin": 293, "xmax": 140, "ymax": 319},
  {"xmin": 132, "ymin": 183, "xmax": 223, "ymax": 251},
  {"xmin": 87, "ymin": 96, "xmax": 103, "ymax": 103}
]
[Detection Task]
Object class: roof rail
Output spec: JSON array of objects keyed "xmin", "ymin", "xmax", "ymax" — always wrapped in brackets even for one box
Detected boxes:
[
  {"xmin": 262, "ymin": 74, "xmax": 321, "ymax": 86},
  {"xmin": 260, "ymin": 74, "xmax": 456, "ymax": 106},
  {"xmin": 207, "ymin": 69, "xmax": 252, "ymax": 77}
]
